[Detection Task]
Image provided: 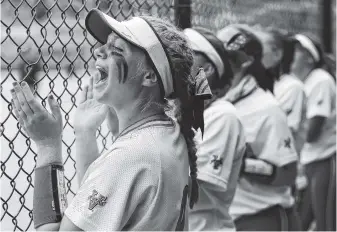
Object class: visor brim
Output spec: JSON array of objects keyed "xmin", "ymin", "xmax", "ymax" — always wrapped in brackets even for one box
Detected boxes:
[{"xmin": 85, "ymin": 9, "xmax": 143, "ymax": 50}]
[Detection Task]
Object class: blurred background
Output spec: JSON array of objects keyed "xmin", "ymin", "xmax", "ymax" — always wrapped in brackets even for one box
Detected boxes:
[{"xmin": 1, "ymin": 0, "xmax": 336, "ymax": 231}]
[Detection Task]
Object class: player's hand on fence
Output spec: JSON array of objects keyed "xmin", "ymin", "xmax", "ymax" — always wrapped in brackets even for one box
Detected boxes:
[
  {"xmin": 11, "ymin": 81, "xmax": 63, "ymax": 146},
  {"xmin": 74, "ymin": 76, "xmax": 108, "ymax": 133}
]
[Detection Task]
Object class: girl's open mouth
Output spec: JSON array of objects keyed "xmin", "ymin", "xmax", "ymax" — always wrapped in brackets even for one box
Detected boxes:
[{"xmin": 95, "ymin": 66, "xmax": 108, "ymax": 84}]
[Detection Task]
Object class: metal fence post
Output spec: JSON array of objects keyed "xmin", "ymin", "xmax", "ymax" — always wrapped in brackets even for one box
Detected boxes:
[
  {"xmin": 322, "ymin": 0, "xmax": 333, "ymax": 53},
  {"xmin": 174, "ymin": 0, "xmax": 191, "ymax": 29}
]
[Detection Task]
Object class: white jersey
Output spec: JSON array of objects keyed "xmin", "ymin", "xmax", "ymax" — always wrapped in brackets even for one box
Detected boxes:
[
  {"xmin": 189, "ymin": 98, "xmax": 246, "ymax": 231},
  {"xmin": 300, "ymin": 68, "xmax": 336, "ymax": 165},
  {"xmin": 65, "ymin": 116, "xmax": 190, "ymax": 230},
  {"xmin": 226, "ymin": 76, "xmax": 298, "ymax": 219},
  {"xmin": 274, "ymin": 74, "xmax": 307, "ymax": 153}
]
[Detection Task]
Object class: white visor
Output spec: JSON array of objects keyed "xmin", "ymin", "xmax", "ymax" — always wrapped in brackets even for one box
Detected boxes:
[
  {"xmin": 294, "ymin": 34, "xmax": 320, "ymax": 62},
  {"xmin": 184, "ymin": 28, "xmax": 225, "ymax": 78},
  {"xmin": 85, "ymin": 9, "xmax": 174, "ymax": 97}
]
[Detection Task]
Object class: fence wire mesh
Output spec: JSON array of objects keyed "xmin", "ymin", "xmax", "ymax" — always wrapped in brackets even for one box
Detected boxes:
[
  {"xmin": 0, "ymin": 0, "xmax": 330, "ymax": 231},
  {"xmin": 191, "ymin": 0, "xmax": 323, "ymax": 41}
]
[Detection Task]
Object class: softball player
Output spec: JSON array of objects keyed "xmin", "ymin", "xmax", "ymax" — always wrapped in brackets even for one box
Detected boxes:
[
  {"xmin": 261, "ymin": 29, "xmax": 309, "ymax": 201},
  {"xmin": 265, "ymin": 30, "xmax": 307, "ymax": 152},
  {"xmin": 11, "ymin": 9, "xmax": 212, "ymax": 231},
  {"xmin": 291, "ymin": 34, "xmax": 336, "ymax": 231},
  {"xmin": 184, "ymin": 27, "xmax": 246, "ymax": 231},
  {"xmin": 217, "ymin": 25, "xmax": 300, "ymax": 231}
]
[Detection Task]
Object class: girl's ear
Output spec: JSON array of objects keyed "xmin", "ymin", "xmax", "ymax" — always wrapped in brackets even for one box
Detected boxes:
[
  {"xmin": 141, "ymin": 71, "xmax": 158, "ymax": 87},
  {"xmin": 203, "ymin": 62, "xmax": 216, "ymax": 78}
]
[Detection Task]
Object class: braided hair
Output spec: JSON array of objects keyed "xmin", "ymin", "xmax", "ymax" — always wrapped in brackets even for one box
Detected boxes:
[
  {"xmin": 140, "ymin": 16, "xmax": 199, "ymax": 208},
  {"xmin": 309, "ymin": 37, "xmax": 336, "ymax": 80}
]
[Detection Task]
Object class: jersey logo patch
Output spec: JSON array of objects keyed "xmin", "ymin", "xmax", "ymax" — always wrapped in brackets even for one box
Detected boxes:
[
  {"xmin": 284, "ymin": 137, "xmax": 292, "ymax": 149},
  {"xmin": 88, "ymin": 190, "xmax": 107, "ymax": 210},
  {"xmin": 211, "ymin": 155, "xmax": 223, "ymax": 169},
  {"xmin": 286, "ymin": 108, "xmax": 292, "ymax": 115},
  {"xmin": 318, "ymin": 99, "xmax": 323, "ymax": 105}
]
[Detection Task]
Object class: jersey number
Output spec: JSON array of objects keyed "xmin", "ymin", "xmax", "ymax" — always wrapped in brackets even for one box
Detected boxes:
[{"xmin": 175, "ymin": 185, "xmax": 189, "ymax": 231}]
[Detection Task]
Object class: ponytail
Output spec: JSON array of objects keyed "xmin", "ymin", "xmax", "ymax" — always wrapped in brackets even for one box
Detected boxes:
[
  {"xmin": 281, "ymin": 38, "xmax": 296, "ymax": 75},
  {"xmin": 175, "ymin": 99, "xmax": 199, "ymax": 208},
  {"xmin": 173, "ymin": 72, "xmax": 199, "ymax": 209},
  {"xmin": 247, "ymin": 59, "xmax": 275, "ymax": 93},
  {"xmin": 141, "ymin": 16, "xmax": 200, "ymax": 208},
  {"xmin": 312, "ymin": 41, "xmax": 336, "ymax": 81},
  {"xmin": 322, "ymin": 53, "xmax": 336, "ymax": 81}
]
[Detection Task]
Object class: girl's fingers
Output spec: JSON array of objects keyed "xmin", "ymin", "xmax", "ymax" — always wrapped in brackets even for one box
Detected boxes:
[
  {"xmin": 20, "ymin": 81, "xmax": 43, "ymax": 113},
  {"xmin": 87, "ymin": 76, "xmax": 93, "ymax": 99},
  {"xmin": 11, "ymin": 89, "xmax": 27, "ymax": 122},
  {"xmin": 12, "ymin": 82, "xmax": 34, "ymax": 117},
  {"xmin": 12, "ymin": 100, "xmax": 27, "ymax": 130},
  {"xmin": 78, "ymin": 85, "xmax": 89, "ymax": 104},
  {"xmin": 47, "ymin": 95, "xmax": 62, "ymax": 122}
]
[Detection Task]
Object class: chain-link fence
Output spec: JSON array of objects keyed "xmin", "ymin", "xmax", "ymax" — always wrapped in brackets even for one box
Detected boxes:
[
  {"xmin": 1, "ymin": 0, "xmax": 333, "ymax": 231},
  {"xmin": 192, "ymin": 0, "xmax": 326, "ymax": 41}
]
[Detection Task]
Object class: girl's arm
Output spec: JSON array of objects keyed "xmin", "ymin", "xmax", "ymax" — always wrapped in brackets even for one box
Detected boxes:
[
  {"xmin": 306, "ymin": 116, "xmax": 326, "ymax": 143},
  {"xmin": 73, "ymin": 77, "xmax": 109, "ymax": 184}
]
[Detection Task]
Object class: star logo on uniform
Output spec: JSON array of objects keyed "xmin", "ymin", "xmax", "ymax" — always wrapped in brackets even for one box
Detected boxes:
[
  {"xmin": 88, "ymin": 190, "xmax": 107, "ymax": 211},
  {"xmin": 211, "ymin": 155, "xmax": 223, "ymax": 169},
  {"xmin": 284, "ymin": 137, "xmax": 292, "ymax": 149},
  {"xmin": 286, "ymin": 108, "xmax": 292, "ymax": 115}
]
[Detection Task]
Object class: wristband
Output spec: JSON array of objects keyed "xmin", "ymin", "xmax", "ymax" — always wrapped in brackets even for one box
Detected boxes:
[
  {"xmin": 33, "ymin": 164, "xmax": 67, "ymax": 228},
  {"xmin": 243, "ymin": 158, "xmax": 275, "ymax": 176}
]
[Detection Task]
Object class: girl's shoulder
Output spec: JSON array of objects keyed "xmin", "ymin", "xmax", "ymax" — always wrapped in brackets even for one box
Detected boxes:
[
  {"xmin": 208, "ymin": 98, "xmax": 237, "ymax": 115},
  {"xmin": 277, "ymin": 74, "xmax": 304, "ymax": 89},
  {"xmin": 235, "ymin": 88, "xmax": 279, "ymax": 115},
  {"xmin": 307, "ymin": 68, "xmax": 335, "ymax": 84}
]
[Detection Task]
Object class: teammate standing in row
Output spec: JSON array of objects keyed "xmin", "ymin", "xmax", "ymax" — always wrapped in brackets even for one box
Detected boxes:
[
  {"xmin": 184, "ymin": 27, "xmax": 246, "ymax": 231},
  {"xmin": 217, "ymin": 25, "xmax": 300, "ymax": 231},
  {"xmin": 292, "ymin": 34, "xmax": 336, "ymax": 231},
  {"xmin": 266, "ymin": 29, "xmax": 307, "ymax": 154}
]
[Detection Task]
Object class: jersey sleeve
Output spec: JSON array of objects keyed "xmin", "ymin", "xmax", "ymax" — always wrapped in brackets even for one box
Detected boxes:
[
  {"xmin": 256, "ymin": 109, "xmax": 298, "ymax": 167},
  {"xmin": 285, "ymin": 87, "xmax": 306, "ymax": 133},
  {"xmin": 64, "ymin": 150, "xmax": 158, "ymax": 231},
  {"xmin": 306, "ymin": 81, "xmax": 333, "ymax": 119},
  {"xmin": 196, "ymin": 110, "xmax": 246, "ymax": 191}
]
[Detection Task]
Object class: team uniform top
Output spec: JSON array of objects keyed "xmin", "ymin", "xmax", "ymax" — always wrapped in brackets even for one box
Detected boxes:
[
  {"xmin": 226, "ymin": 76, "xmax": 298, "ymax": 219},
  {"xmin": 65, "ymin": 116, "xmax": 190, "ymax": 231},
  {"xmin": 300, "ymin": 68, "xmax": 336, "ymax": 165},
  {"xmin": 189, "ymin": 98, "xmax": 246, "ymax": 231},
  {"xmin": 274, "ymin": 74, "xmax": 307, "ymax": 153}
]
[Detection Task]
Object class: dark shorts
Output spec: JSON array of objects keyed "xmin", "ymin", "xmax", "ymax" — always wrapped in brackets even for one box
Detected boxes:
[
  {"xmin": 297, "ymin": 154, "xmax": 336, "ymax": 231},
  {"xmin": 234, "ymin": 204, "xmax": 302, "ymax": 231}
]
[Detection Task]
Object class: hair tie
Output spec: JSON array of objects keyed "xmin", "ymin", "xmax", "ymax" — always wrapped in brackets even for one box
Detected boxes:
[{"xmin": 191, "ymin": 68, "xmax": 212, "ymax": 137}]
